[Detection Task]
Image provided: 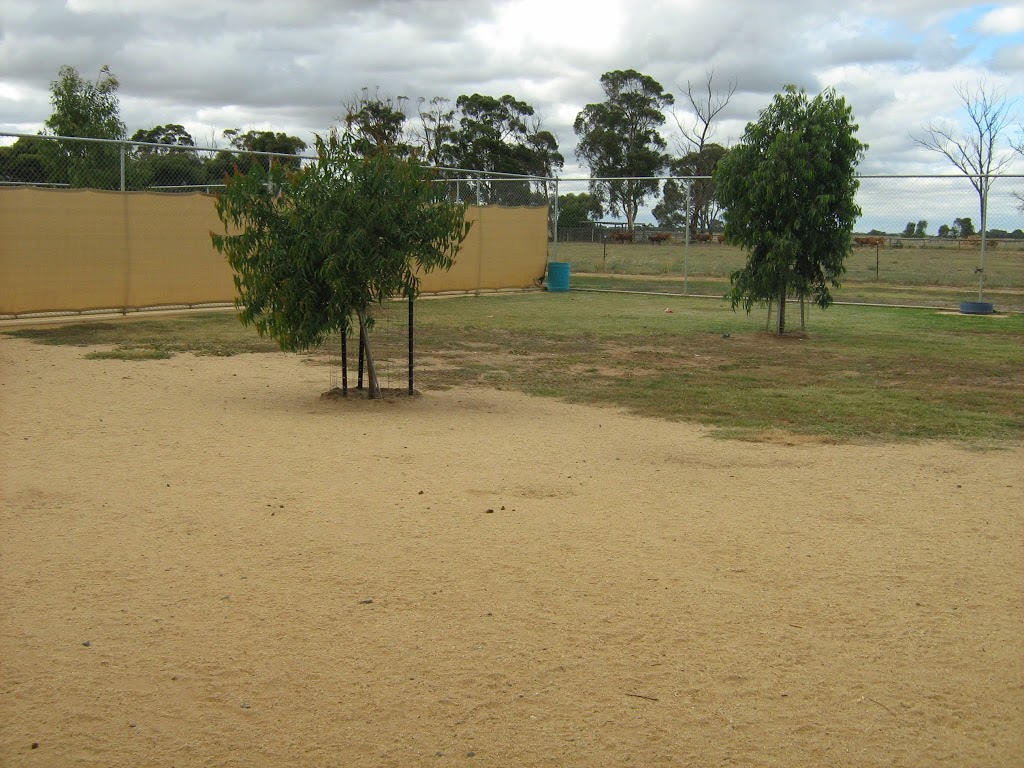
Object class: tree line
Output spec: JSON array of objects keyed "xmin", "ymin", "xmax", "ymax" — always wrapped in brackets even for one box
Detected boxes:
[{"xmin": 0, "ymin": 64, "xmax": 740, "ymax": 237}]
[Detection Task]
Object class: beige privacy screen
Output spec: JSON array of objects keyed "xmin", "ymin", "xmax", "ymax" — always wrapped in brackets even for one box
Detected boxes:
[{"xmin": 0, "ymin": 188, "xmax": 549, "ymax": 315}]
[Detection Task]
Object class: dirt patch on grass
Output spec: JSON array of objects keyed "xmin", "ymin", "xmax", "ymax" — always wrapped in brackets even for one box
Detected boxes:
[{"xmin": 2, "ymin": 336, "xmax": 1022, "ymax": 767}]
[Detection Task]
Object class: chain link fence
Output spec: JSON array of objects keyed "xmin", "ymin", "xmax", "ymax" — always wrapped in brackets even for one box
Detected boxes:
[
  {"xmin": 0, "ymin": 132, "xmax": 552, "ymax": 206},
  {"xmin": 3, "ymin": 132, "xmax": 1022, "ymax": 310},
  {"xmin": 550, "ymin": 175, "xmax": 1024, "ymax": 311}
]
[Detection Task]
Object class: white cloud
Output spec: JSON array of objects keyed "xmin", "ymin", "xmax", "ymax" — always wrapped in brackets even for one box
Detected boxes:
[
  {"xmin": 1, "ymin": 0, "xmax": 1022, "ymax": 178},
  {"xmin": 975, "ymin": 4, "xmax": 1024, "ymax": 35}
]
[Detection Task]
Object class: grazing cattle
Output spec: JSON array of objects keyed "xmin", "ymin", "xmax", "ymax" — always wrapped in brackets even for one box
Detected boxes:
[
  {"xmin": 607, "ymin": 231, "xmax": 634, "ymax": 244},
  {"xmin": 715, "ymin": 234, "xmax": 726, "ymax": 244},
  {"xmin": 694, "ymin": 232, "xmax": 713, "ymax": 243},
  {"xmin": 854, "ymin": 236, "xmax": 885, "ymax": 248},
  {"xmin": 648, "ymin": 232, "xmax": 672, "ymax": 245}
]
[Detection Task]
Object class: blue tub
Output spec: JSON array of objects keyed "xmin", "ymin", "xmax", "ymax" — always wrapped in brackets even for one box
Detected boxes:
[{"xmin": 547, "ymin": 261, "xmax": 570, "ymax": 292}]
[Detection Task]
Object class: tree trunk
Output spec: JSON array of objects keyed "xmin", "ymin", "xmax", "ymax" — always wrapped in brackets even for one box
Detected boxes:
[
  {"xmin": 777, "ymin": 285, "xmax": 787, "ymax": 335},
  {"xmin": 357, "ymin": 308, "xmax": 382, "ymax": 399}
]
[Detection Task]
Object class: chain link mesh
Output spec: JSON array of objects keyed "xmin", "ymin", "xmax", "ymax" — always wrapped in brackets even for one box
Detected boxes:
[{"xmin": 3, "ymin": 132, "xmax": 1022, "ymax": 309}]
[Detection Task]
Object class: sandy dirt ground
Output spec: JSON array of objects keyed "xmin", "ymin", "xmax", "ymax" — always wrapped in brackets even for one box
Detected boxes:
[{"xmin": 1, "ymin": 334, "xmax": 1022, "ymax": 767}]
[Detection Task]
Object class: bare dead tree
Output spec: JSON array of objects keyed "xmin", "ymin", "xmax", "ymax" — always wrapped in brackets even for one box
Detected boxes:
[
  {"xmin": 672, "ymin": 68, "xmax": 737, "ymax": 155},
  {"xmin": 670, "ymin": 69, "xmax": 737, "ymax": 237},
  {"xmin": 1012, "ymin": 125, "xmax": 1024, "ymax": 213},
  {"xmin": 912, "ymin": 78, "xmax": 1018, "ymax": 299}
]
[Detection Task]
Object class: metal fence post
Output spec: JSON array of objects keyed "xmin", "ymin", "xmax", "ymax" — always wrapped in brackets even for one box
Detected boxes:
[
  {"xmin": 119, "ymin": 140, "xmax": 125, "ymax": 191},
  {"xmin": 551, "ymin": 178, "xmax": 559, "ymax": 261}
]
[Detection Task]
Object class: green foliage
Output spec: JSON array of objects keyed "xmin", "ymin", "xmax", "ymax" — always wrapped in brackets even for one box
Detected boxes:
[
  {"xmin": 574, "ymin": 70, "xmax": 674, "ymax": 229},
  {"xmin": 557, "ymin": 192, "xmax": 603, "ymax": 229},
  {"xmin": 205, "ymin": 129, "xmax": 309, "ymax": 182},
  {"xmin": 344, "ymin": 90, "xmax": 415, "ymax": 158},
  {"xmin": 211, "ymin": 131, "xmax": 471, "ymax": 358},
  {"xmin": 45, "ymin": 65, "xmax": 125, "ymax": 141},
  {"xmin": 43, "ymin": 64, "xmax": 126, "ymax": 188},
  {"xmin": 0, "ymin": 136, "xmax": 57, "ymax": 184},
  {"xmin": 954, "ymin": 216, "xmax": 976, "ymax": 237},
  {"xmin": 659, "ymin": 143, "xmax": 729, "ymax": 235},
  {"xmin": 715, "ymin": 85, "xmax": 866, "ymax": 333},
  {"xmin": 129, "ymin": 124, "xmax": 202, "ymax": 189}
]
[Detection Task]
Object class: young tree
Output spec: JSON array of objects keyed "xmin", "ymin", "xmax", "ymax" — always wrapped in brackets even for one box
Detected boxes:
[
  {"xmin": 574, "ymin": 70, "xmax": 674, "ymax": 231},
  {"xmin": 211, "ymin": 131, "xmax": 471, "ymax": 398},
  {"xmin": 715, "ymin": 86, "xmax": 866, "ymax": 334},
  {"xmin": 913, "ymin": 78, "xmax": 1017, "ymax": 298},
  {"xmin": 43, "ymin": 64, "xmax": 126, "ymax": 188}
]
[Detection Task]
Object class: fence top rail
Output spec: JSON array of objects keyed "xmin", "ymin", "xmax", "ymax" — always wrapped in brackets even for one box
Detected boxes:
[
  {"xmin": 0, "ymin": 131, "xmax": 549, "ymax": 181},
  {"xmin": 5, "ymin": 132, "xmax": 1022, "ymax": 183}
]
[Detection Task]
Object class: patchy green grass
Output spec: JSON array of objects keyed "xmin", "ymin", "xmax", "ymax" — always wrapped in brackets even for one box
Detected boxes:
[
  {"xmin": 6, "ymin": 312, "xmax": 280, "ymax": 358},
  {"xmin": 554, "ymin": 241, "xmax": 1024, "ymax": 311},
  {"xmin": 5, "ymin": 294, "xmax": 1023, "ymax": 444}
]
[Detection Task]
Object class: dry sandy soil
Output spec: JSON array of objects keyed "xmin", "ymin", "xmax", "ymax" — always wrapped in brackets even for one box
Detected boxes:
[{"xmin": 1, "ymin": 334, "xmax": 1022, "ymax": 767}]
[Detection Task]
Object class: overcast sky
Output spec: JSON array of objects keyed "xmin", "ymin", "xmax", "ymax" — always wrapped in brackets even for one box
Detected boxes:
[{"xmin": 2, "ymin": 0, "xmax": 1023, "ymax": 183}]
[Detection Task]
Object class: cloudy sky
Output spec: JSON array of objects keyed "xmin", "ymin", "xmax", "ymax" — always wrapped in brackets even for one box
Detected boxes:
[{"xmin": 2, "ymin": 0, "xmax": 1023, "ymax": 185}]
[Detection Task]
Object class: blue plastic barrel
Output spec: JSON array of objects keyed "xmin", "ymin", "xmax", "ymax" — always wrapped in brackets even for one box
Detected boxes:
[{"xmin": 547, "ymin": 261, "xmax": 570, "ymax": 292}]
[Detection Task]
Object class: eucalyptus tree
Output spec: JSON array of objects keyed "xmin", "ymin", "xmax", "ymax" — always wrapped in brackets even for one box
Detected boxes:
[
  {"xmin": 433, "ymin": 93, "xmax": 563, "ymax": 204},
  {"xmin": 130, "ymin": 124, "xmax": 202, "ymax": 189},
  {"xmin": 342, "ymin": 89, "xmax": 417, "ymax": 158},
  {"xmin": 715, "ymin": 86, "xmax": 866, "ymax": 334},
  {"xmin": 44, "ymin": 64, "xmax": 126, "ymax": 188},
  {"xmin": 574, "ymin": 69, "xmax": 674, "ymax": 232},
  {"xmin": 212, "ymin": 131, "xmax": 471, "ymax": 398}
]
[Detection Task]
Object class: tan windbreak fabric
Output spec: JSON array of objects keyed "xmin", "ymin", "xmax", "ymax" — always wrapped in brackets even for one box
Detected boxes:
[{"xmin": 0, "ymin": 188, "xmax": 549, "ymax": 315}]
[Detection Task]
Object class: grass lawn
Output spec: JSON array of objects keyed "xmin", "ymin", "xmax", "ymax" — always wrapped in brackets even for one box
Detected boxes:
[
  {"xmin": 553, "ymin": 241, "xmax": 1024, "ymax": 311},
  {"xmin": 6, "ymin": 292, "xmax": 1022, "ymax": 444}
]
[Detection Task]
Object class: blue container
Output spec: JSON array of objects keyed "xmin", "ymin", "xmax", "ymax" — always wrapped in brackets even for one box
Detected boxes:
[
  {"xmin": 547, "ymin": 261, "xmax": 570, "ymax": 292},
  {"xmin": 960, "ymin": 301, "xmax": 994, "ymax": 315}
]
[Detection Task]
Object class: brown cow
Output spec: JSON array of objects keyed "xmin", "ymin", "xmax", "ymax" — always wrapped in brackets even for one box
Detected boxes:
[
  {"xmin": 648, "ymin": 232, "xmax": 672, "ymax": 244},
  {"xmin": 607, "ymin": 231, "xmax": 634, "ymax": 244},
  {"xmin": 715, "ymin": 234, "xmax": 726, "ymax": 244},
  {"xmin": 694, "ymin": 232, "xmax": 713, "ymax": 243},
  {"xmin": 854, "ymin": 236, "xmax": 885, "ymax": 248}
]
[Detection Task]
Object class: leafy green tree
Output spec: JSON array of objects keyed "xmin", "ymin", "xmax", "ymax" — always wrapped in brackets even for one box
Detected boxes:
[
  {"xmin": 0, "ymin": 136, "xmax": 57, "ymax": 184},
  {"xmin": 130, "ymin": 124, "xmax": 203, "ymax": 189},
  {"xmin": 43, "ymin": 64, "xmax": 126, "ymax": 188},
  {"xmin": 413, "ymin": 96, "xmax": 456, "ymax": 165},
  {"xmin": 902, "ymin": 222, "xmax": 916, "ymax": 237},
  {"xmin": 211, "ymin": 131, "xmax": 471, "ymax": 398},
  {"xmin": 953, "ymin": 216, "xmax": 975, "ymax": 237},
  {"xmin": 938, "ymin": 224, "xmax": 952, "ymax": 238},
  {"xmin": 557, "ymin": 192, "xmax": 603, "ymax": 230},
  {"xmin": 915, "ymin": 220, "xmax": 928, "ymax": 237},
  {"xmin": 652, "ymin": 180, "xmax": 687, "ymax": 230},
  {"xmin": 715, "ymin": 85, "xmax": 866, "ymax": 334},
  {"xmin": 205, "ymin": 128, "xmax": 308, "ymax": 182},
  {"xmin": 656, "ymin": 143, "xmax": 728, "ymax": 235},
  {"xmin": 342, "ymin": 89, "xmax": 416, "ymax": 158},
  {"xmin": 434, "ymin": 93, "xmax": 563, "ymax": 204},
  {"xmin": 574, "ymin": 69, "xmax": 674, "ymax": 231}
]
